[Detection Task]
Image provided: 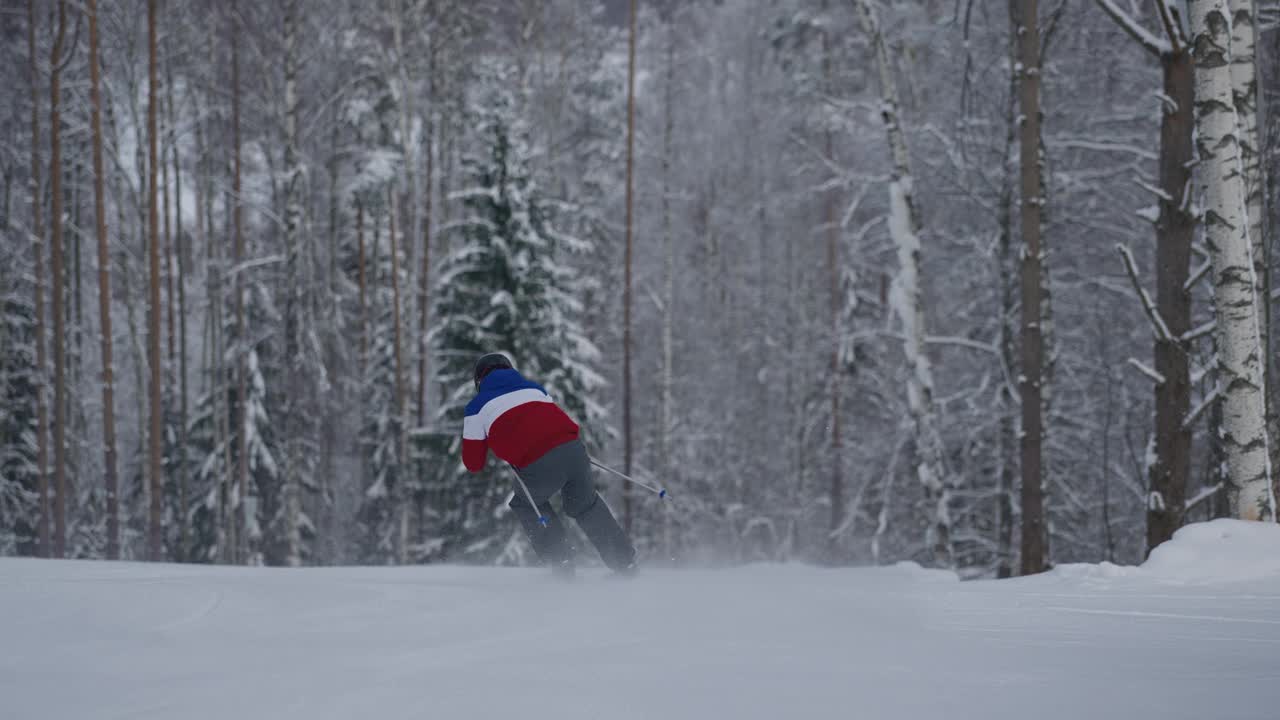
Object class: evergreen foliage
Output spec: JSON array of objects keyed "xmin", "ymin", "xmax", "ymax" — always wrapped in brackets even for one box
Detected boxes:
[
  {"xmin": 426, "ymin": 71, "xmax": 605, "ymax": 563},
  {"xmin": 0, "ymin": 258, "xmax": 40, "ymax": 556}
]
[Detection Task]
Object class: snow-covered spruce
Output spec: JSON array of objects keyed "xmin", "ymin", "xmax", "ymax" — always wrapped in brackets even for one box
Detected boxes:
[{"xmin": 426, "ymin": 68, "xmax": 605, "ymax": 564}]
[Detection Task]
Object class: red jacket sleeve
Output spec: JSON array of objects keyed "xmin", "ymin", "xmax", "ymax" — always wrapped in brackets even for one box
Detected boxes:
[{"xmin": 462, "ymin": 437, "xmax": 488, "ymax": 473}]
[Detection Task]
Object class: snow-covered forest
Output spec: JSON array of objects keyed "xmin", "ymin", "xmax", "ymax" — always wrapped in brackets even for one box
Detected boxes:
[{"xmin": 3, "ymin": 0, "xmax": 1280, "ymax": 574}]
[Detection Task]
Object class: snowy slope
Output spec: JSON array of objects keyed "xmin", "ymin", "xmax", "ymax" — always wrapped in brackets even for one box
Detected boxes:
[{"xmin": 3, "ymin": 520, "xmax": 1279, "ymax": 720}]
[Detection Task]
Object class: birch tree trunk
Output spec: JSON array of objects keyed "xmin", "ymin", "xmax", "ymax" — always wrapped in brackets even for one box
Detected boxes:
[
  {"xmin": 87, "ymin": 0, "xmax": 121, "ymax": 560},
  {"xmin": 27, "ymin": 0, "xmax": 51, "ymax": 559},
  {"xmin": 1014, "ymin": 0, "xmax": 1047, "ymax": 574},
  {"xmin": 855, "ymin": 0, "xmax": 954, "ymax": 568},
  {"xmin": 1190, "ymin": 0, "xmax": 1276, "ymax": 521},
  {"xmin": 48, "ymin": 0, "xmax": 68, "ymax": 560},
  {"xmin": 1226, "ymin": 0, "xmax": 1276, "ymax": 487}
]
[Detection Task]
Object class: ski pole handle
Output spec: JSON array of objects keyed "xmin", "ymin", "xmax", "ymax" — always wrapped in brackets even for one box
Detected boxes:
[{"xmin": 589, "ymin": 458, "xmax": 668, "ymax": 499}]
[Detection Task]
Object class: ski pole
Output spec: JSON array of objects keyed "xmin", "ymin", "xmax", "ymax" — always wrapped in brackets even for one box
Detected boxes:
[
  {"xmin": 508, "ymin": 465, "xmax": 548, "ymax": 527},
  {"xmin": 589, "ymin": 458, "xmax": 668, "ymax": 499}
]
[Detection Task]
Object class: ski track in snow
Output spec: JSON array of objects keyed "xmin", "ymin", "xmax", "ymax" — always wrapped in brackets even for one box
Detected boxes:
[{"xmin": 3, "ymin": 524, "xmax": 1280, "ymax": 720}]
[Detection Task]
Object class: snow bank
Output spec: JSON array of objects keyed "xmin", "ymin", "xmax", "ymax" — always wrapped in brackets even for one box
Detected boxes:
[
  {"xmin": 1047, "ymin": 519, "xmax": 1280, "ymax": 586},
  {"xmin": 1142, "ymin": 519, "xmax": 1280, "ymax": 585}
]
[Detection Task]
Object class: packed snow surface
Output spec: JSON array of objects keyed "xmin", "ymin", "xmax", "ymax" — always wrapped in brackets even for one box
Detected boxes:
[{"xmin": 3, "ymin": 520, "xmax": 1279, "ymax": 719}]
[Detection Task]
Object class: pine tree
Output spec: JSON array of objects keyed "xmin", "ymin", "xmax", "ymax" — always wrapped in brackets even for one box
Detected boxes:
[
  {"xmin": 0, "ymin": 258, "xmax": 40, "ymax": 555},
  {"xmin": 356, "ymin": 192, "xmax": 410, "ymax": 565},
  {"xmin": 186, "ymin": 281, "xmax": 281, "ymax": 565},
  {"xmin": 426, "ymin": 75, "xmax": 605, "ymax": 564}
]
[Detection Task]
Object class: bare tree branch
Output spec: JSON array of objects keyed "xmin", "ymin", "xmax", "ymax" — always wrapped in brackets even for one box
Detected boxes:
[
  {"xmin": 1127, "ymin": 357, "xmax": 1167, "ymax": 385},
  {"xmin": 1095, "ymin": 0, "xmax": 1170, "ymax": 57},
  {"xmin": 1117, "ymin": 244, "xmax": 1175, "ymax": 342}
]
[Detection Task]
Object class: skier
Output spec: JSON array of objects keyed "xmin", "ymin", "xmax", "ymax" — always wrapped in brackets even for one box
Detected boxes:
[{"xmin": 463, "ymin": 353, "xmax": 636, "ymax": 577}]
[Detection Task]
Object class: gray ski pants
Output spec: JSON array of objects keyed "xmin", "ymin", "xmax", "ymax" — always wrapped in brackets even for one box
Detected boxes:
[{"xmin": 510, "ymin": 439, "xmax": 635, "ymax": 571}]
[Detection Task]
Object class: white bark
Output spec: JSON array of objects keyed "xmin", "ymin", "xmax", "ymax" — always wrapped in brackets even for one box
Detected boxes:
[
  {"xmin": 1227, "ymin": 0, "xmax": 1264, "ymax": 300},
  {"xmin": 1226, "ymin": 0, "xmax": 1274, "ymax": 485},
  {"xmin": 1190, "ymin": 0, "xmax": 1275, "ymax": 521},
  {"xmin": 855, "ymin": 0, "xmax": 953, "ymax": 566}
]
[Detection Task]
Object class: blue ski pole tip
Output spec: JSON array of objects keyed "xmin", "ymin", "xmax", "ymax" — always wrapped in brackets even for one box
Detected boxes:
[
  {"xmin": 659, "ymin": 489, "xmax": 667, "ymax": 499},
  {"xmin": 538, "ymin": 516, "xmax": 549, "ymax": 527}
]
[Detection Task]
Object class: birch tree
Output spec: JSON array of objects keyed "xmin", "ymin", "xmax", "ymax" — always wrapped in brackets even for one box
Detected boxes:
[
  {"xmin": 1189, "ymin": 0, "xmax": 1275, "ymax": 521},
  {"xmin": 854, "ymin": 0, "xmax": 954, "ymax": 568},
  {"xmin": 1225, "ymin": 0, "xmax": 1274, "ymax": 479}
]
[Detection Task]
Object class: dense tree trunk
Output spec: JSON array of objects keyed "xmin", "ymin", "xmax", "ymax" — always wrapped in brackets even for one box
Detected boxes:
[
  {"xmin": 1190, "ymin": 0, "xmax": 1275, "ymax": 521},
  {"xmin": 1149, "ymin": 48, "xmax": 1195, "ymax": 550},
  {"xmin": 48, "ymin": 0, "xmax": 68, "ymax": 560},
  {"xmin": 282, "ymin": 0, "xmax": 304, "ymax": 567},
  {"xmin": 821, "ymin": 13, "xmax": 844, "ymax": 543},
  {"xmin": 391, "ymin": 0, "xmax": 417, "ymax": 275},
  {"xmin": 358, "ymin": 200, "xmax": 367, "ymax": 366},
  {"xmin": 163, "ymin": 99, "xmax": 175, "ymax": 375},
  {"xmin": 1014, "ymin": 0, "xmax": 1047, "ymax": 575},
  {"xmin": 87, "ymin": 0, "xmax": 121, "ymax": 560},
  {"xmin": 622, "ymin": 0, "xmax": 637, "ymax": 534},
  {"xmin": 27, "ymin": 0, "xmax": 51, "ymax": 559},
  {"xmin": 166, "ymin": 41, "xmax": 190, "ymax": 558},
  {"xmin": 147, "ymin": 0, "xmax": 164, "ymax": 561},
  {"xmin": 1096, "ymin": 0, "xmax": 1197, "ymax": 552},
  {"xmin": 660, "ymin": 18, "xmax": 676, "ymax": 558},
  {"xmin": 231, "ymin": 0, "xmax": 248, "ymax": 563},
  {"xmin": 993, "ymin": 0, "xmax": 1020, "ymax": 578},
  {"xmin": 855, "ymin": 0, "xmax": 954, "ymax": 568},
  {"xmin": 389, "ymin": 189, "xmax": 408, "ymax": 564},
  {"xmin": 417, "ymin": 51, "xmax": 436, "ymax": 429}
]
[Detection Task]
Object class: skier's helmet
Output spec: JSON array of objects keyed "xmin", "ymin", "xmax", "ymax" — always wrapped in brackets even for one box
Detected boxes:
[{"xmin": 474, "ymin": 353, "xmax": 514, "ymax": 389}]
